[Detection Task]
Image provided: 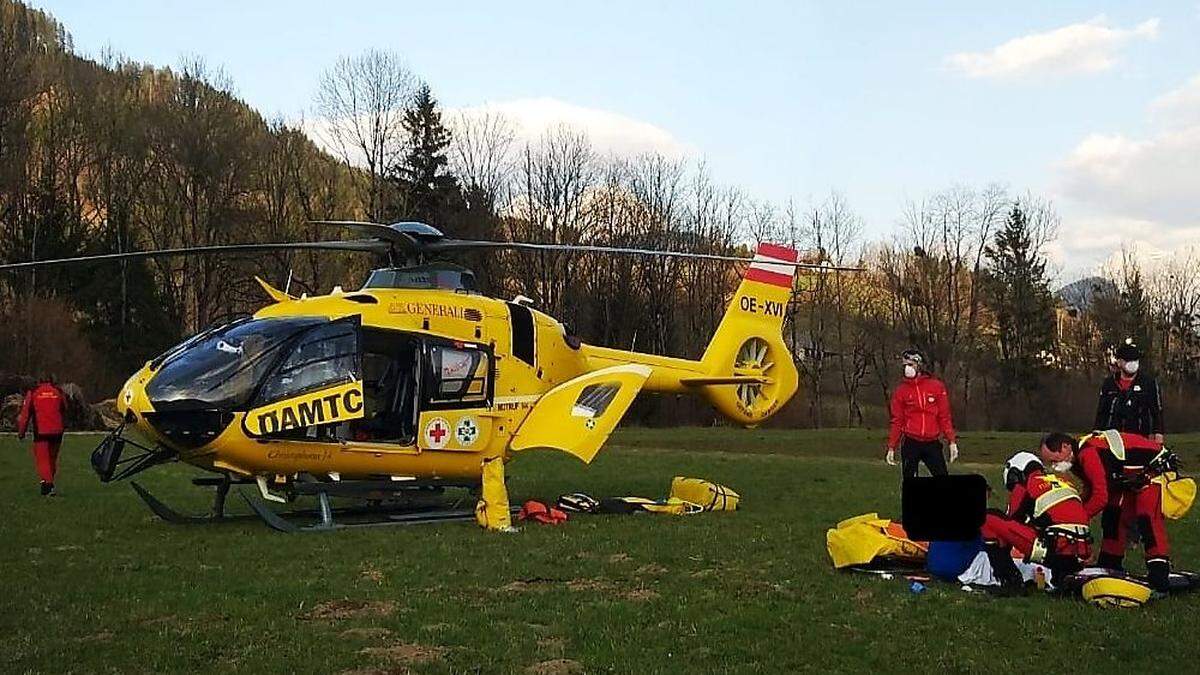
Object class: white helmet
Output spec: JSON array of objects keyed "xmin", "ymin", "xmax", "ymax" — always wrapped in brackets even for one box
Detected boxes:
[{"xmin": 1003, "ymin": 451, "xmax": 1043, "ymax": 491}]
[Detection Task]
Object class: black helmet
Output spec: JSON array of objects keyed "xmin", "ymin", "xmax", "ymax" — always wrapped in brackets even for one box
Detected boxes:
[
  {"xmin": 1115, "ymin": 340, "xmax": 1141, "ymax": 362},
  {"xmin": 556, "ymin": 493, "xmax": 600, "ymax": 514},
  {"xmin": 900, "ymin": 349, "xmax": 925, "ymax": 365}
]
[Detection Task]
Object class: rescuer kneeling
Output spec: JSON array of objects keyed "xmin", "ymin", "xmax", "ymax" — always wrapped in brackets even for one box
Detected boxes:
[{"xmin": 981, "ymin": 451, "xmax": 1092, "ymax": 591}]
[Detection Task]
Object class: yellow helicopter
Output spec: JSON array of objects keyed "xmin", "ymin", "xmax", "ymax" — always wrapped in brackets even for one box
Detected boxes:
[{"xmin": 1, "ymin": 221, "xmax": 848, "ymax": 530}]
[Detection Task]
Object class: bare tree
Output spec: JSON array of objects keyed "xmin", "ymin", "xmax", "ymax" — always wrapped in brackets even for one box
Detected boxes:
[
  {"xmin": 314, "ymin": 49, "xmax": 414, "ymax": 221},
  {"xmin": 449, "ymin": 109, "xmax": 516, "ymax": 212}
]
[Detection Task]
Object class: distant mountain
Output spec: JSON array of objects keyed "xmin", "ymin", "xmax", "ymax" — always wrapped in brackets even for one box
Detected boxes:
[{"xmin": 1056, "ymin": 276, "xmax": 1116, "ymax": 311}]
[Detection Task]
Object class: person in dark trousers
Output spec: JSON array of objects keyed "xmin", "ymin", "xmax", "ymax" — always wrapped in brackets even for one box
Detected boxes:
[
  {"xmin": 1096, "ymin": 341, "xmax": 1164, "ymax": 443},
  {"xmin": 16, "ymin": 375, "xmax": 68, "ymax": 496},
  {"xmin": 886, "ymin": 349, "xmax": 959, "ymax": 477}
]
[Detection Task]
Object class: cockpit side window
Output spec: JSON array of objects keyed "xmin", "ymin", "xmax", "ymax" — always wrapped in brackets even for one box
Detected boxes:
[
  {"xmin": 424, "ymin": 343, "xmax": 492, "ymax": 409},
  {"xmin": 255, "ymin": 320, "xmax": 360, "ymax": 405}
]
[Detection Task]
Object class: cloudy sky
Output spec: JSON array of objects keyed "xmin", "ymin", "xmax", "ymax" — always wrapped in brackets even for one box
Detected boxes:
[{"xmin": 37, "ymin": 0, "xmax": 1200, "ymax": 280}]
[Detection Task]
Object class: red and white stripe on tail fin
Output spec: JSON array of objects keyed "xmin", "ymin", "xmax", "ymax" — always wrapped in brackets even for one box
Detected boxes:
[{"xmin": 744, "ymin": 243, "xmax": 799, "ymax": 288}]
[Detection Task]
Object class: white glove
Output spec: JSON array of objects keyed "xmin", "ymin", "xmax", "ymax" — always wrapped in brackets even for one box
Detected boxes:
[
  {"xmin": 886, "ymin": 448, "xmax": 897, "ymax": 466},
  {"xmin": 948, "ymin": 443, "xmax": 959, "ymax": 463}
]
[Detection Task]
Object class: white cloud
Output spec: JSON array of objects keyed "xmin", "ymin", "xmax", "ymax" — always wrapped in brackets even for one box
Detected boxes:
[
  {"xmin": 1055, "ymin": 72, "xmax": 1200, "ymax": 275},
  {"xmin": 1060, "ymin": 127, "xmax": 1200, "ymax": 226},
  {"xmin": 945, "ymin": 16, "xmax": 1159, "ymax": 79},
  {"xmin": 449, "ymin": 97, "xmax": 696, "ymax": 159},
  {"xmin": 300, "ymin": 97, "xmax": 695, "ymax": 168},
  {"xmin": 1150, "ymin": 74, "xmax": 1200, "ymax": 127}
]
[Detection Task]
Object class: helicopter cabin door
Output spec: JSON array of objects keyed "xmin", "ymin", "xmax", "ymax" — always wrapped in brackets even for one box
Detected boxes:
[
  {"xmin": 415, "ymin": 339, "xmax": 494, "ymax": 452},
  {"xmin": 242, "ymin": 317, "xmax": 365, "ymax": 439},
  {"xmin": 243, "ymin": 321, "xmax": 430, "ymax": 447}
]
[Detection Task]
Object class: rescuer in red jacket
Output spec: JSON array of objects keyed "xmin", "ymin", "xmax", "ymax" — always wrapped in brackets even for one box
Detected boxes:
[
  {"xmin": 981, "ymin": 451, "xmax": 1092, "ymax": 588},
  {"xmin": 17, "ymin": 376, "xmax": 68, "ymax": 496},
  {"xmin": 886, "ymin": 350, "xmax": 959, "ymax": 477},
  {"xmin": 1040, "ymin": 430, "xmax": 1175, "ymax": 592}
]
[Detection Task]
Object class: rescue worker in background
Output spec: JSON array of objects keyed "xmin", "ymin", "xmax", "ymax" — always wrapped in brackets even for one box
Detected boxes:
[
  {"xmin": 1096, "ymin": 341, "xmax": 1164, "ymax": 443},
  {"xmin": 885, "ymin": 349, "xmax": 958, "ymax": 477},
  {"xmin": 16, "ymin": 375, "xmax": 68, "ymax": 496},
  {"xmin": 981, "ymin": 452, "xmax": 1092, "ymax": 590},
  {"xmin": 1041, "ymin": 430, "xmax": 1176, "ymax": 593}
]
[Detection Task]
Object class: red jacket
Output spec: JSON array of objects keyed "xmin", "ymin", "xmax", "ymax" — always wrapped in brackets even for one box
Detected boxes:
[
  {"xmin": 17, "ymin": 382, "xmax": 67, "ymax": 438},
  {"xmin": 887, "ymin": 374, "xmax": 956, "ymax": 448},
  {"xmin": 1072, "ymin": 431, "xmax": 1163, "ymax": 517},
  {"xmin": 1008, "ymin": 470, "xmax": 1089, "ymax": 527}
]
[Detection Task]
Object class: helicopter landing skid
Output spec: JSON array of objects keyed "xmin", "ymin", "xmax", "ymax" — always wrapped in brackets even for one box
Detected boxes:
[
  {"xmin": 131, "ymin": 477, "xmax": 250, "ymax": 524},
  {"xmin": 238, "ymin": 488, "xmax": 498, "ymax": 533}
]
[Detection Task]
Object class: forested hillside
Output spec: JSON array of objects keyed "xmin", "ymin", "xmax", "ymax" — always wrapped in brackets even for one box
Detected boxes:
[{"xmin": 3, "ymin": 0, "xmax": 1199, "ymax": 430}]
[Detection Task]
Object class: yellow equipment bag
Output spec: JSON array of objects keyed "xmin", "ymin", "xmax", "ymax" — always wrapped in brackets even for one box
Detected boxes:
[
  {"xmin": 1082, "ymin": 576, "xmax": 1152, "ymax": 608},
  {"xmin": 475, "ymin": 456, "xmax": 513, "ymax": 531},
  {"xmin": 826, "ymin": 513, "xmax": 928, "ymax": 569},
  {"xmin": 669, "ymin": 477, "xmax": 740, "ymax": 511},
  {"xmin": 1153, "ymin": 471, "xmax": 1196, "ymax": 520}
]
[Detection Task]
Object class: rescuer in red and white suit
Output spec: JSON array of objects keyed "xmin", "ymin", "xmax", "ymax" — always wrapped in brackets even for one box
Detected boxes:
[{"xmin": 17, "ymin": 375, "xmax": 68, "ymax": 496}]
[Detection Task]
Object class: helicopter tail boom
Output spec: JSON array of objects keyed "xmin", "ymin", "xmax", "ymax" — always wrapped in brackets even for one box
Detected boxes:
[
  {"xmin": 696, "ymin": 243, "xmax": 800, "ymax": 426},
  {"xmin": 580, "ymin": 243, "xmax": 801, "ymax": 426}
]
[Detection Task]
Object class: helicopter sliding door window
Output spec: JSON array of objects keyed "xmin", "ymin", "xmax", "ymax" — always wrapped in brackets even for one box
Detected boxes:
[
  {"xmin": 424, "ymin": 341, "xmax": 493, "ymax": 409},
  {"xmin": 255, "ymin": 318, "xmax": 361, "ymax": 405}
]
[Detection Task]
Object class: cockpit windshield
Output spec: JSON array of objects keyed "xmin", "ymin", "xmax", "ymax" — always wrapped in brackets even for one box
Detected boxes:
[{"xmin": 146, "ymin": 317, "xmax": 325, "ymax": 410}]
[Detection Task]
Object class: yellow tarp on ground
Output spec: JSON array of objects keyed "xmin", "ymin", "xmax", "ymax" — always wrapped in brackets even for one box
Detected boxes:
[{"xmin": 826, "ymin": 512, "xmax": 928, "ymax": 569}]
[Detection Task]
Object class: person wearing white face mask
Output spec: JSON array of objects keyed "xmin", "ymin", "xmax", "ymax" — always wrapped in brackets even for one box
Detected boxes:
[
  {"xmin": 885, "ymin": 349, "xmax": 959, "ymax": 477},
  {"xmin": 1095, "ymin": 341, "xmax": 1164, "ymax": 443},
  {"xmin": 1040, "ymin": 430, "xmax": 1176, "ymax": 592}
]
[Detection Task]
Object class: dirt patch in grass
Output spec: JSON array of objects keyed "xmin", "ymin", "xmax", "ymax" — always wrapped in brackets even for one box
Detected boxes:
[
  {"xmin": 567, "ymin": 578, "xmax": 613, "ymax": 592},
  {"xmin": 607, "ymin": 553, "xmax": 631, "ymax": 563},
  {"xmin": 536, "ymin": 636, "xmax": 568, "ymax": 655},
  {"xmin": 526, "ymin": 658, "xmax": 585, "ymax": 675},
  {"xmin": 359, "ymin": 564, "xmax": 385, "ymax": 584},
  {"xmin": 359, "ymin": 642, "xmax": 447, "ymax": 665},
  {"xmin": 622, "ymin": 588, "xmax": 660, "ymax": 602},
  {"xmin": 340, "ymin": 627, "xmax": 393, "ymax": 641},
  {"xmin": 635, "ymin": 563, "xmax": 668, "ymax": 576},
  {"xmin": 500, "ymin": 577, "xmax": 563, "ymax": 593},
  {"xmin": 421, "ymin": 622, "xmax": 451, "ymax": 633},
  {"xmin": 74, "ymin": 631, "xmax": 113, "ymax": 643},
  {"xmin": 299, "ymin": 599, "xmax": 397, "ymax": 621}
]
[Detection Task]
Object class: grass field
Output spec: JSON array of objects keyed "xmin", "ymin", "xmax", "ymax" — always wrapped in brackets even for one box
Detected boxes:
[{"xmin": 3, "ymin": 428, "xmax": 1200, "ymax": 674}]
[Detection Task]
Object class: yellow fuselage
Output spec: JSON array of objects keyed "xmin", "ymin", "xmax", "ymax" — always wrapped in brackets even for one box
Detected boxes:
[{"xmin": 119, "ymin": 287, "xmax": 701, "ymax": 482}]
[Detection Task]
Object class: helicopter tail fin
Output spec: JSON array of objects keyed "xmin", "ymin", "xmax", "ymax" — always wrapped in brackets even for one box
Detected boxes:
[{"xmin": 697, "ymin": 243, "xmax": 800, "ymax": 427}]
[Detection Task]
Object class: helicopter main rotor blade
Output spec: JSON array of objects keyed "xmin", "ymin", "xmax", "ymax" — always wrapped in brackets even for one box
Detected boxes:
[
  {"xmin": 426, "ymin": 239, "xmax": 864, "ymax": 272},
  {"xmin": 0, "ymin": 240, "xmax": 389, "ymax": 272}
]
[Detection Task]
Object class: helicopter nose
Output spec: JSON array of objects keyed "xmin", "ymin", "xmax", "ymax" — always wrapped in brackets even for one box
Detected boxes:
[{"xmin": 141, "ymin": 410, "xmax": 233, "ymax": 450}]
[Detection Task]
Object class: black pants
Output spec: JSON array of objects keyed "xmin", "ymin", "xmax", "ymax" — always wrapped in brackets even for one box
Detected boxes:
[{"xmin": 901, "ymin": 437, "xmax": 947, "ymax": 478}]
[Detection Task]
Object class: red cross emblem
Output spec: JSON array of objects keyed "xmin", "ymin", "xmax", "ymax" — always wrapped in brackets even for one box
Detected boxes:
[{"xmin": 429, "ymin": 421, "xmax": 448, "ymax": 443}]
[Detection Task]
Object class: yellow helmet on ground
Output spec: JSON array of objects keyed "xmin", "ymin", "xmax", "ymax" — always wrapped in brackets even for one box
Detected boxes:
[{"xmin": 1082, "ymin": 576, "xmax": 1153, "ymax": 608}]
